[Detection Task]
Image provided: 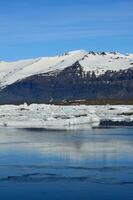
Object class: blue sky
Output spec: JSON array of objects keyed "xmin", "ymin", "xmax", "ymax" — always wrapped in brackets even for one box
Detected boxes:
[{"xmin": 0, "ymin": 0, "xmax": 132, "ymax": 60}]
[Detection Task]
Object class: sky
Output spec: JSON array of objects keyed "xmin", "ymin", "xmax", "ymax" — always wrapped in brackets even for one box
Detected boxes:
[{"xmin": 0, "ymin": 0, "xmax": 133, "ymax": 61}]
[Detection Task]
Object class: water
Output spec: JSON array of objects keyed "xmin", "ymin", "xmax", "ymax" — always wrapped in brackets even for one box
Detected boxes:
[{"xmin": 0, "ymin": 127, "xmax": 133, "ymax": 200}]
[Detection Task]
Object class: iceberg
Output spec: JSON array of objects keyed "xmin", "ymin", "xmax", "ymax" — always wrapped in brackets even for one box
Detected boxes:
[{"xmin": 0, "ymin": 104, "xmax": 132, "ymax": 129}]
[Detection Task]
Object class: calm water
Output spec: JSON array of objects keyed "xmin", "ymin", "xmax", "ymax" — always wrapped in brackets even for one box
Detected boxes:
[{"xmin": 0, "ymin": 127, "xmax": 133, "ymax": 200}]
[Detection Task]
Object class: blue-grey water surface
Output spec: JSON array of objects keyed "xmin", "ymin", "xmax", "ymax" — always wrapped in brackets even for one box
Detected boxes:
[{"xmin": 0, "ymin": 127, "xmax": 133, "ymax": 200}]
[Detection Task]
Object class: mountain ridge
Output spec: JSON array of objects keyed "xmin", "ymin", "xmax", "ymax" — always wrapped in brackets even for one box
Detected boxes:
[{"xmin": 0, "ymin": 50, "xmax": 133, "ymax": 104}]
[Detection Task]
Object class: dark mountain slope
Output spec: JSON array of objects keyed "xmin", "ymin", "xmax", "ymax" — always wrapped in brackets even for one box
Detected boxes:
[{"xmin": 0, "ymin": 62, "xmax": 133, "ymax": 104}]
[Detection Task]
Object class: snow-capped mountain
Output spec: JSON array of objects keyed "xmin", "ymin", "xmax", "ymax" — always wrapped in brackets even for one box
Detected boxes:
[
  {"xmin": 0, "ymin": 49, "xmax": 133, "ymax": 88},
  {"xmin": 0, "ymin": 50, "xmax": 133, "ymax": 104}
]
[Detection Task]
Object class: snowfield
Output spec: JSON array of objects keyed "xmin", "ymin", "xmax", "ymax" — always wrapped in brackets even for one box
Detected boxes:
[
  {"xmin": 0, "ymin": 49, "xmax": 133, "ymax": 88},
  {"xmin": 0, "ymin": 104, "xmax": 133, "ymax": 129}
]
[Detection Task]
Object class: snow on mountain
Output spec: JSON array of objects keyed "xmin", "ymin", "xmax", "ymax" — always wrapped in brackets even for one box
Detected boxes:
[
  {"xmin": 80, "ymin": 52, "xmax": 133, "ymax": 75},
  {"xmin": 0, "ymin": 49, "xmax": 133, "ymax": 88}
]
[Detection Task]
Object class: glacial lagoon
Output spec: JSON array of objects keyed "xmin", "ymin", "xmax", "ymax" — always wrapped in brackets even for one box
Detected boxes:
[{"xmin": 0, "ymin": 127, "xmax": 133, "ymax": 200}]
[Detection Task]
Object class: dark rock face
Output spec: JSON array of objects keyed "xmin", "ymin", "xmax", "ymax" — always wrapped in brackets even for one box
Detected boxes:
[{"xmin": 0, "ymin": 62, "xmax": 133, "ymax": 104}]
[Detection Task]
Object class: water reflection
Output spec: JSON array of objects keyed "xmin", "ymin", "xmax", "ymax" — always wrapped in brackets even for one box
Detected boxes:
[
  {"xmin": 0, "ymin": 128, "xmax": 133, "ymax": 164},
  {"xmin": 0, "ymin": 128, "xmax": 133, "ymax": 200}
]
